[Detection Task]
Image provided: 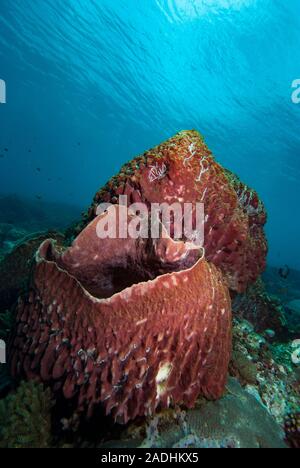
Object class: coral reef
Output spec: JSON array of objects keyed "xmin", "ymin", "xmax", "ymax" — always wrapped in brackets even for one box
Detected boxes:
[
  {"xmin": 285, "ymin": 300, "xmax": 300, "ymax": 336},
  {"xmin": 231, "ymin": 318, "xmax": 299, "ymax": 425},
  {"xmin": 262, "ymin": 267, "xmax": 300, "ymax": 336},
  {"xmin": 285, "ymin": 413, "xmax": 300, "ymax": 448},
  {"xmin": 100, "ymin": 379, "xmax": 287, "ymax": 449},
  {"xmin": 0, "ymin": 223, "xmax": 28, "ymax": 259},
  {"xmin": 233, "ymin": 278, "xmax": 288, "ymax": 337},
  {"xmin": 263, "ymin": 266, "xmax": 300, "ymax": 304},
  {"xmin": 229, "ymin": 349, "xmax": 258, "ymax": 386},
  {"xmin": 0, "ymin": 231, "xmax": 64, "ymax": 312},
  {"xmin": 9, "ymin": 217, "xmax": 231, "ymax": 424},
  {"xmin": 6, "ymin": 131, "xmax": 269, "ymax": 431},
  {"xmin": 184, "ymin": 378, "xmax": 287, "ymax": 449},
  {"xmin": 84, "ymin": 130, "xmax": 267, "ymax": 293},
  {"xmin": 0, "ymin": 381, "xmax": 53, "ymax": 448}
]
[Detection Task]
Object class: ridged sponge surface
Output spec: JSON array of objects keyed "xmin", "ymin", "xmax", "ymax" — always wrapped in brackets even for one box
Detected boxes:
[{"xmin": 10, "ymin": 234, "xmax": 231, "ymax": 423}]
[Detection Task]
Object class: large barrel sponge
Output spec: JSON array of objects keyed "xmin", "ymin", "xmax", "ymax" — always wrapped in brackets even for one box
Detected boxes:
[
  {"xmin": 9, "ymin": 130, "xmax": 268, "ymax": 424},
  {"xmin": 9, "ymin": 211, "xmax": 231, "ymax": 424}
]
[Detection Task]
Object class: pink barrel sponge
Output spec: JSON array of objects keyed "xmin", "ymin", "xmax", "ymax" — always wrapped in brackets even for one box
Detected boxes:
[
  {"xmin": 10, "ymin": 209, "xmax": 231, "ymax": 424},
  {"xmin": 9, "ymin": 130, "xmax": 268, "ymax": 423}
]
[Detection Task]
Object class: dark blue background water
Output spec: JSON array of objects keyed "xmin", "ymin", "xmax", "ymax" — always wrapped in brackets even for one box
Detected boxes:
[{"xmin": 0, "ymin": 0, "xmax": 299, "ymax": 268}]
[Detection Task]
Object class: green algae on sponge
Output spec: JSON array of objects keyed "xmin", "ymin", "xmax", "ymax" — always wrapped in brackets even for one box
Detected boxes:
[{"xmin": 0, "ymin": 381, "xmax": 53, "ymax": 448}]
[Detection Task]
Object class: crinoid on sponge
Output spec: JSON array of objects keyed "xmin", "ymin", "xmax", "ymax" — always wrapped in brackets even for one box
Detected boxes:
[
  {"xmin": 9, "ymin": 209, "xmax": 232, "ymax": 424},
  {"xmin": 0, "ymin": 381, "xmax": 53, "ymax": 448},
  {"xmin": 85, "ymin": 130, "xmax": 267, "ymax": 293}
]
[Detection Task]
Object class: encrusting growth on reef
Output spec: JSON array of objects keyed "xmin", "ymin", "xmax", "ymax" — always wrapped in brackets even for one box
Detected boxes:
[{"xmin": 0, "ymin": 381, "xmax": 53, "ymax": 448}]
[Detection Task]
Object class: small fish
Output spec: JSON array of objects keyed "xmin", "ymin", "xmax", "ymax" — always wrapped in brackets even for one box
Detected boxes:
[
  {"xmin": 36, "ymin": 167, "xmax": 41, "ymax": 172},
  {"xmin": 278, "ymin": 265, "xmax": 290, "ymax": 280},
  {"xmin": 35, "ymin": 195, "xmax": 42, "ymax": 200},
  {"xmin": 0, "ymin": 154, "xmax": 4, "ymax": 158},
  {"xmin": 4, "ymin": 148, "xmax": 8, "ymax": 152}
]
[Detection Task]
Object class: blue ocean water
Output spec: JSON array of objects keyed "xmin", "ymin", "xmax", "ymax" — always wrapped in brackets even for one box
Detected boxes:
[{"xmin": 0, "ymin": 0, "xmax": 299, "ymax": 269}]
